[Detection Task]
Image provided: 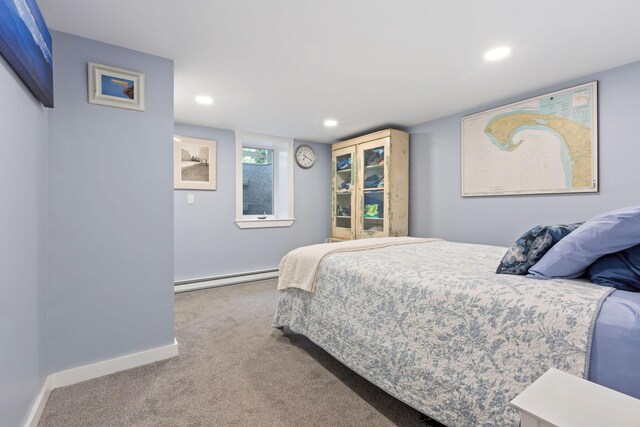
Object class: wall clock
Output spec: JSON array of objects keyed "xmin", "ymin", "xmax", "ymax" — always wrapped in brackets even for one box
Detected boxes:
[{"xmin": 295, "ymin": 144, "xmax": 315, "ymax": 169}]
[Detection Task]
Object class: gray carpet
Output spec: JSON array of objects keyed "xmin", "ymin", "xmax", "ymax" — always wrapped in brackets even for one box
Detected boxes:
[{"xmin": 39, "ymin": 280, "xmax": 441, "ymax": 427}]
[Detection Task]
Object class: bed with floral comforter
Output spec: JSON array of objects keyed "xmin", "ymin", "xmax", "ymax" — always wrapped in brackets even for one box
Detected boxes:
[{"xmin": 273, "ymin": 240, "xmax": 613, "ymax": 426}]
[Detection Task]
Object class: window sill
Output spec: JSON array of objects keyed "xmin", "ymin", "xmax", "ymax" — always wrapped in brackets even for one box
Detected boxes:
[{"xmin": 235, "ymin": 218, "xmax": 295, "ymax": 229}]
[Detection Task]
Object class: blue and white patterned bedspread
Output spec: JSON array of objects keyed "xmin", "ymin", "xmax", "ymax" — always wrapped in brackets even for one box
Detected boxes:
[{"xmin": 273, "ymin": 241, "xmax": 613, "ymax": 426}]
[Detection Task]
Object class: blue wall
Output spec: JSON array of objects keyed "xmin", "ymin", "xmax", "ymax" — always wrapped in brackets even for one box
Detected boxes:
[
  {"xmin": 174, "ymin": 124, "xmax": 331, "ymax": 281},
  {"xmin": 47, "ymin": 32, "xmax": 175, "ymax": 372},
  {"xmin": 409, "ymin": 60, "xmax": 640, "ymax": 247},
  {"xmin": 0, "ymin": 57, "xmax": 49, "ymax": 427}
]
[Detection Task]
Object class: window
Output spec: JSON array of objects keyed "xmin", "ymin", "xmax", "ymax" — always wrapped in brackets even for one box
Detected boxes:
[
  {"xmin": 242, "ymin": 148, "xmax": 274, "ymax": 216},
  {"xmin": 235, "ymin": 131, "xmax": 294, "ymax": 228}
]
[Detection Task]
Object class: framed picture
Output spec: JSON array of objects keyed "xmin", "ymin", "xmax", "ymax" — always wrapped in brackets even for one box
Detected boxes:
[
  {"xmin": 0, "ymin": 0, "xmax": 54, "ymax": 107},
  {"xmin": 461, "ymin": 81, "xmax": 598, "ymax": 197},
  {"xmin": 173, "ymin": 135, "xmax": 217, "ymax": 190},
  {"xmin": 88, "ymin": 62, "xmax": 145, "ymax": 111}
]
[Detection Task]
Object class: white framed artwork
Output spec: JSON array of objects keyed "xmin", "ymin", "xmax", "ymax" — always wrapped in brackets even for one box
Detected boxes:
[
  {"xmin": 173, "ymin": 135, "xmax": 217, "ymax": 190},
  {"xmin": 88, "ymin": 62, "xmax": 145, "ymax": 111}
]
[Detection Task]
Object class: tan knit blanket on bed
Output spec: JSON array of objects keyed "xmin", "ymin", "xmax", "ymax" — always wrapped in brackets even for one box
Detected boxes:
[{"xmin": 277, "ymin": 237, "xmax": 440, "ymax": 293}]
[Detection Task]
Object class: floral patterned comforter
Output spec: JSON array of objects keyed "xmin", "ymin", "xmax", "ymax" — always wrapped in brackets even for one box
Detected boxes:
[{"xmin": 273, "ymin": 241, "xmax": 612, "ymax": 426}]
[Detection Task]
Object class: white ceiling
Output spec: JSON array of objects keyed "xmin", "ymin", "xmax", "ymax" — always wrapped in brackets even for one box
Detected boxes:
[{"xmin": 38, "ymin": 0, "xmax": 640, "ymax": 143}]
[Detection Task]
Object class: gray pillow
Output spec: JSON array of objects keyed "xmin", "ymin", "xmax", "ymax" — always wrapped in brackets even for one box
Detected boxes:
[{"xmin": 496, "ymin": 223, "xmax": 582, "ymax": 275}]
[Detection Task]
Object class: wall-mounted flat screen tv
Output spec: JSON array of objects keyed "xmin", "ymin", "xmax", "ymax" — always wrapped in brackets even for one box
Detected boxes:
[{"xmin": 0, "ymin": 0, "xmax": 53, "ymax": 107}]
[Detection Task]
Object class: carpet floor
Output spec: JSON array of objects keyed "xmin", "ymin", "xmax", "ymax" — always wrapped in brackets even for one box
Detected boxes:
[{"xmin": 39, "ymin": 280, "xmax": 442, "ymax": 427}]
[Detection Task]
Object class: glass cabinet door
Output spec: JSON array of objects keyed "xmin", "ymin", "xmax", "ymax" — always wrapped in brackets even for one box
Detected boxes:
[
  {"xmin": 332, "ymin": 146, "xmax": 356, "ymax": 240},
  {"xmin": 358, "ymin": 138, "xmax": 389, "ymax": 238}
]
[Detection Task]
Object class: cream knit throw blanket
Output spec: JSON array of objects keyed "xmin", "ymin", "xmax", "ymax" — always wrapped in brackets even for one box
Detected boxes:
[{"xmin": 278, "ymin": 237, "xmax": 440, "ymax": 293}]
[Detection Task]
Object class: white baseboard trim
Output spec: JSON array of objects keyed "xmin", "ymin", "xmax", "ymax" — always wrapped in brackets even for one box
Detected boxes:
[
  {"xmin": 24, "ymin": 376, "xmax": 51, "ymax": 427},
  {"xmin": 24, "ymin": 338, "xmax": 178, "ymax": 427},
  {"xmin": 50, "ymin": 338, "xmax": 179, "ymax": 388},
  {"xmin": 174, "ymin": 268, "xmax": 278, "ymax": 294}
]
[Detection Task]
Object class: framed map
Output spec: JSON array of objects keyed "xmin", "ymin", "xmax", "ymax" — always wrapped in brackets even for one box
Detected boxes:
[{"xmin": 461, "ymin": 81, "xmax": 598, "ymax": 197}]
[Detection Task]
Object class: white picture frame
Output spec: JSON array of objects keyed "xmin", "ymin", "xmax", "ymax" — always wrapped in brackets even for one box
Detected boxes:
[
  {"xmin": 461, "ymin": 81, "xmax": 598, "ymax": 197},
  {"xmin": 173, "ymin": 135, "xmax": 217, "ymax": 190},
  {"xmin": 88, "ymin": 62, "xmax": 145, "ymax": 111}
]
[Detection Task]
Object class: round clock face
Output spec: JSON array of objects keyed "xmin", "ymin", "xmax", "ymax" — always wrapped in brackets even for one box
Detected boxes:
[{"xmin": 295, "ymin": 145, "xmax": 315, "ymax": 169}]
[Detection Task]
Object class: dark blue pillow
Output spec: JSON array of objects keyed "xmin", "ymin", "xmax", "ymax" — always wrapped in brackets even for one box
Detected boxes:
[
  {"xmin": 496, "ymin": 223, "xmax": 582, "ymax": 275},
  {"xmin": 587, "ymin": 244, "xmax": 640, "ymax": 292}
]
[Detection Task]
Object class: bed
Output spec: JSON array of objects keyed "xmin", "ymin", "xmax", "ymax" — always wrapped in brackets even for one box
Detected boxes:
[{"xmin": 273, "ymin": 240, "xmax": 640, "ymax": 427}]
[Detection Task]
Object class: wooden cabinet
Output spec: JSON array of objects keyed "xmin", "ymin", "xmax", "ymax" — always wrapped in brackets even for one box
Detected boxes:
[{"xmin": 331, "ymin": 129, "xmax": 409, "ymax": 240}]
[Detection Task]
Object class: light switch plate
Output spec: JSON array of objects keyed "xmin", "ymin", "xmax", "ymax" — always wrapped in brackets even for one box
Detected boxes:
[{"xmin": 187, "ymin": 194, "xmax": 195, "ymax": 204}]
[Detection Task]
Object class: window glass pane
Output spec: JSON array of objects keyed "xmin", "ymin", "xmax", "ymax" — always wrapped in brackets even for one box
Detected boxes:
[
  {"xmin": 335, "ymin": 153, "xmax": 352, "ymax": 229},
  {"xmin": 242, "ymin": 147, "xmax": 273, "ymax": 164},
  {"xmin": 363, "ymin": 146, "xmax": 384, "ymax": 232},
  {"xmin": 363, "ymin": 189, "xmax": 384, "ymax": 231},
  {"xmin": 242, "ymin": 147, "xmax": 274, "ymax": 215}
]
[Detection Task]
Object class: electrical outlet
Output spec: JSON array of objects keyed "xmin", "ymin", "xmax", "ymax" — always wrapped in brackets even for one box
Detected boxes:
[{"xmin": 187, "ymin": 194, "xmax": 195, "ymax": 204}]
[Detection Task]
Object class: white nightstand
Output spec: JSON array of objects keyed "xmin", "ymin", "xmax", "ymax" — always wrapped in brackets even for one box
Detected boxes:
[{"xmin": 511, "ymin": 368, "xmax": 640, "ymax": 427}]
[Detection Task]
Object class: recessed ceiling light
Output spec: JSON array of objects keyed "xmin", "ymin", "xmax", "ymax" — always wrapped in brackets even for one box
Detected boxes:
[
  {"xmin": 323, "ymin": 119, "xmax": 338, "ymax": 127},
  {"xmin": 484, "ymin": 46, "xmax": 511, "ymax": 61},
  {"xmin": 195, "ymin": 95, "xmax": 213, "ymax": 105},
  {"xmin": 173, "ymin": 137, "xmax": 182, "ymax": 142}
]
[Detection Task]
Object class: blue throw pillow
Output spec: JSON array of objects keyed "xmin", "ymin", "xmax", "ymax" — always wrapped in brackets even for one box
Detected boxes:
[
  {"xmin": 529, "ymin": 205, "xmax": 640, "ymax": 279},
  {"xmin": 588, "ymin": 244, "xmax": 640, "ymax": 292},
  {"xmin": 496, "ymin": 223, "xmax": 582, "ymax": 275}
]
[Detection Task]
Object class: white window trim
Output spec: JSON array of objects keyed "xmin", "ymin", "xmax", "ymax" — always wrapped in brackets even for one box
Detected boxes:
[{"xmin": 235, "ymin": 131, "xmax": 295, "ymax": 229}]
